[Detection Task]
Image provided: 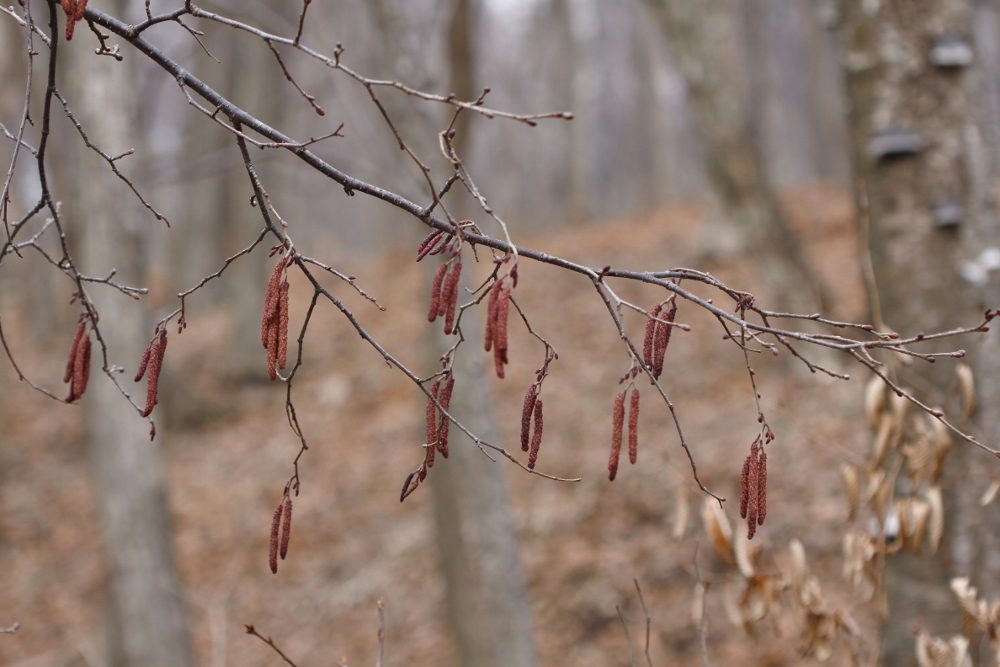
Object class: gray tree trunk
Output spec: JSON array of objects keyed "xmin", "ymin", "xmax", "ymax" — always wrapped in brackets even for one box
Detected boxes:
[
  {"xmin": 646, "ymin": 0, "xmax": 829, "ymax": 311},
  {"xmin": 840, "ymin": 1, "xmax": 1000, "ymax": 664},
  {"xmin": 63, "ymin": 0, "xmax": 195, "ymax": 663},
  {"xmin": 424, "ymin": 3, "xmax": 538, "ymax": 666}
]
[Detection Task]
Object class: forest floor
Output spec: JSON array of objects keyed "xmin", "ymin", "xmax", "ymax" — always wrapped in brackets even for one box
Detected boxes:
[{"xmin": 0, "ymin": 182, "xmax": 899, "ymax": 667}]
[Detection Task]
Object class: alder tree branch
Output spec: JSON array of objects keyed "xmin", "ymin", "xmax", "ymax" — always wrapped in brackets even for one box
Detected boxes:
[{"xmin": 1, "ymin": 1, "xmax": 996, "ymax": 538}]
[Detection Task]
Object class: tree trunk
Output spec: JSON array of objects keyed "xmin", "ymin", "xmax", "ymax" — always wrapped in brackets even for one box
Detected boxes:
[
  {"xmin": 63, "ymin": 0, "xmax": 195, "ymax": 663},
  {"xmin": 840, "ymin": 1, "xmax": 1000, "ymax": 663},
  {"xmin": 425, "ymin": 2, "xmax": 538, "ymax": 666},
  {"xmin": 646, "ymin": 0, "xmax": 829, "ymax": 312}
]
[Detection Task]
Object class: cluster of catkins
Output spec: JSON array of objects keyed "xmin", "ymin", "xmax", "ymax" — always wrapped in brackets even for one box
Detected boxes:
[
  {"xmin": 485, "ymin": 272, "xmax": 515, "ymax": 379},
  {"xmin": 135, "ymin": 327, "xmax": 168, "ymax": 418},
  {"xmin": 608, "ymin": 387, "xmax": 640, "ymax": 480},
  {"xmin": 428, "ymin": 260, "xmax": 462, "ymax": 335},
  {"xmin": 424, "ymin": 371, "xmax": 455, "ymax": 471},
  {"xmin": 739, "ymin": 436, "xmax": 768, "ymax": 539},
  {"xmin": 261, "ymin": 256, "xmax": 290, "ymax": 380},
  {"xmin": 60, "ymin": 0, "xmax": 88, "ymax": 40},
  {"xmin": 643, "ymin": 299, "xmax": 677, "ymax": 381},
  {"xmin": 63, "ymin": 314, "xmax": 92, "ymax": 403},
  {"xmin": 268, "ymin": 498, "xmax": 293, "ymax": 574},
  {"xmin": 521, "ymin": 384, "xmax": 544, "ymax": 469}
]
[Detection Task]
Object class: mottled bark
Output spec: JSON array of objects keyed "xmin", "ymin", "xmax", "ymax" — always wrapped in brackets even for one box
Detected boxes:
[{"xmin": 840, "ymin": 1, "xmax": 1000, "ymax": 664}]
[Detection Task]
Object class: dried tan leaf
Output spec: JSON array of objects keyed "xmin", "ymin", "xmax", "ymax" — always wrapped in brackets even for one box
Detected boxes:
[
  {"xmin": 734, "ymin": 530, "xmax": 761, "ymax": 578},
  {"xmin": 951, "ymin": 577, "xmax": 989, "ymax": 632},
  {"xmin": 908, "ymin": 498, "xmax": 931, "ymax": 554},
  {"xmin": 841, "ymin": 464, "xmax": 860, "ymax": 522},
  {"xmin": 872, "ymin": 413, "xmax": 895, "ymax": 467},
  {"xmin": 956, "ymin": 363, "xmax": 976, "ymax": 422},
  {"xmin": 928, "ymin": 415, "xmax": 953, "ymax": 483},
  {"xmin": 914, "ymin": 627, "xmax": 971, "ymax": 667},
  {"xmin": 894, "ymin": 499, "xmax": 910, "ymax": 551},
  {"xmin": 980, "ymin": 479, "xmax": 1000, "ymax": 507},
  {"xmin": 789, "ymin": 538, "xmax": 808, "ymax": 593},
  {"xmin": 672, "ymin": 486, "xmax": 689, "ymax": 542},
  {"xmin": 864, "ymin": 374, "xmax": 886, "ymax": 429},
  {"xmin": 701, "ymin": 497, "xmax": 734, "ymax": 564},
  {"xmin": 926, "ymin": 486, "xmax": 944, "ymax": 554}
]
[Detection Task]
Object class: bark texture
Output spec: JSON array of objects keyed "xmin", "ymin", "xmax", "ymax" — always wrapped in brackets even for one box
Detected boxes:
[{"xmin": 840, "ymin": 1, "xmax": 1000, "ymax": 663}]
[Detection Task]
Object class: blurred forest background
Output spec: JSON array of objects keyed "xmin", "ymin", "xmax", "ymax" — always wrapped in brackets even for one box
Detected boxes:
[{"xmin": 3, "ymin": 0, "xmax": 1000, "ymax": 665}]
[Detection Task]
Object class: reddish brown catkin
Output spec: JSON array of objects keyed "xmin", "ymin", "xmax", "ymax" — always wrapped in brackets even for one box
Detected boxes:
[
  {"xmin": 142, "ymin": 330, "xmax": 167, "ymax": 417},
  {"xmin": 756, "ymin": 451, "xmax": 767, "ymax": 526},
  {"xmin": 652, "ymin": 301, "xmax": 678, "ymax": 380},
  {"xmin": 436, "ymin": 374, "xmax": 455, "ymax": 457},
  {"xmin": 443, "ymin": 261, "xmax": 462, "ymax": 335},
  {"xmin": 609, "ymin": 391, "xmax": 626, "ymax": 481},
  {"xmin": 75, "ymin": 335, "xmax": 92, "ymax": 400},
  {"xmin": 64, "ymin": 318, "xmax": 86, "ymax": 384},
  {"xmin": 484, "ymin": 280, "xmax": 502, "ymax": 352},
  {"xmin": 266, "ymin": 319, "xmax": 278, "ymax": 381},
  {"xmin": 521, "ymin": 384, "xmax": 538, "ymax": 451},
  {"xmin": 437, "ymin": 263, "xmax": 453, "ymax": 318},
  {"xmin": 642, "ymin": 304, "xmax": 662, "ymax": 372},
  {"xmin": 269, "ymin": 502, "xmax": 283, "ymax": 574},
  {"xmin": 493, "ymin": 285, "xmax": 512, "ymax": 379},
  {"xmin": 280, "ymin": 499, "xmax": 292, "ymax": 560},
  {"xmin": 134, "ymin": 346, "xmax": 151, "ymax": 383},
  {"xmin": 277, "ymin": 281, "xmax": 289, "ymax": 370},
  {"xmin": 262, "ymin": 259, "xmax": 284, "ymax": 347},
  {"xmin": 628, "ymin": 387, "xmax": 639, "ymax": 465},
  {"xmin": 739, "ymin": 454, "xmax": 752, "ymax": 520},
  {"xmin": 746, "ymin": 443, "xmax": 759, "ymax": 539},
  {"xmin": 528, "ymin": 399, "xmax": 543, "ymax": 469},
  {"xmin": 416, "ymin": 230, "xmax": 442, "ymax": 261},
  {"xmin": 428, "ymin": 262, "xmax": 448, "ymax": 322},
  {"xmin": 425, "ymin": 379, "xmax": 441, "ymax": 468}
]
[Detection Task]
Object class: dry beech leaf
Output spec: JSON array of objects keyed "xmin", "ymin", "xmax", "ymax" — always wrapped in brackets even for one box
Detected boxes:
[
  {"xmin": 907, "ymin": 498, "xmax": 931, "ymax": 554},
  {"xmin": 980, "ymin": 479, "xmax": 1000, "ymax": 507},
  {"xmin": 956, "ymin": 363, "xmax": 976, "ymax": 422},
  {"xmin": 789, "ymin": 538, "xmax": 808, "ymax": 595},
  {"xmin": 926, "ymin": 486, "xmax": 944, "ymax": 553},
  {"xmin": 734, "ymin": 530, "xmax": 761, "ymax": 578},
  {"xmin": 841, "ymin": 464, "xmax": 860, "ymax": 522},
  {"xmin": 928, "ymin": 415, "xmax": 953, "ymax": 483},
  {"xmin": 864, "ymin": 374, "xmax": 886, "ymax": 429},
  {"xmin": 951, "ymin": 577, "xmax": 989, "ymax": 633},
  {"xmin": 872, "ymin": 414, "xmax": 895, "ymax": 467},
  {"xmin": 915, "ymin": 627, "xmax": 972, "ymax": 667},
  {"xmin": 701, "ymin": 497, "xmax": 734, "ymax": 564},
  {"xmin": 894, "ymin": 499, "xmax": 910, "ymax": 551},
  {"xmin": 672, "ymin": 487, "xmax": 689, "ymax": 542}
]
